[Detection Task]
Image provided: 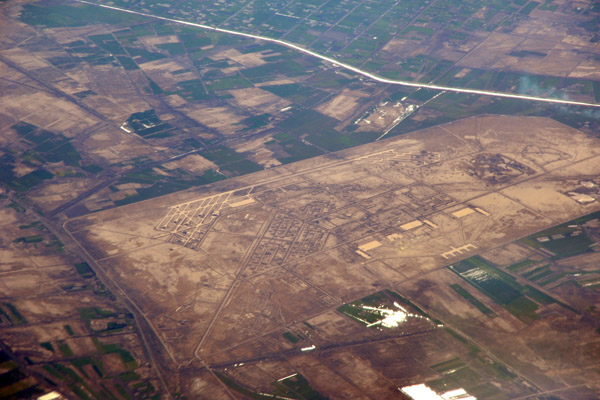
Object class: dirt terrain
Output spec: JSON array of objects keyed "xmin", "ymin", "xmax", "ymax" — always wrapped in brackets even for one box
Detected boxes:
[{"xmin": 66, "ymin": 115, "xmax": 600, "ymax": 399}]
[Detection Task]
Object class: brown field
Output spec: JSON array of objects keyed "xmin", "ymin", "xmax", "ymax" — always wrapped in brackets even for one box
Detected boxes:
[
  {"xmin": 229, "ymin": 134, "xmax": 283, "ymax": 168},
  {"xmin": 457, "ymin": 26, "xmax": 597, "ymax": 78},
  {"xmin": 228, "ymin": 87, "xmax": 291, "ymax": 113},
  {"xmin": 213, "ymin": 48, "xmax": 269, "ymax": 68},
  {"xmin": 180, "ymin": 105, "xmax": 248, "ymax": 135},
  {"xmin": 139, "ymin": 59, "xmax": 197, "ymax": 89},
  {"xmin": 315, "ymin": 90, "xmax": 364, "ymax": 120}
]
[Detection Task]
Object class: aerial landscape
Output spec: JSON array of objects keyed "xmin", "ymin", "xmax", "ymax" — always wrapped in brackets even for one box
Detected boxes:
[{"xmin": 0, "ymin": 0, "xmax": 599, "ymax": 399}]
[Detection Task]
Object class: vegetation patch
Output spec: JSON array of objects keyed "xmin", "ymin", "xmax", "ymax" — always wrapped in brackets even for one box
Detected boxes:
[
  {"xmin": 282, "ymin": 331, "xmax": 300, "ymax": 343},
  {"xmin": 20, "ymin": 4, "xmax": 148, "ymax": 28},
  {"xmin": 520, "ymin": 212, "xmax": 599, "ymax": 259},
  {"xmin": 74, "ymin": 262, "xmax": 95, "ymax": 279},
  {"xmin": 0, "ymin": 303, "xmax": 27, "ymax": 325},
  {"xmin": 40, "ymin": 342, "xmax": 55, "ymax": 353},
  {"xmin": 338, "ymin": 289, "xmax": 435, "ymax": 326},
  {"xmin": 124, "ymin": 110, "xmax": 173, "ymax": 138},
  {"xmin": 273, "ymin": 373, "xmax": 328, "ymax": 400},
  {"xmin": 507, "ymin": 259, "xmax": 536, "ymax": 272},
  {"xmin": 57, "ymin": 341, "xmax": 74, "ymax": 357},
  {"xmin": 448, "ymin": 257, "xmax": 540, "ymax": 323},
  {"xmin": 216, "ymin": 371, "xmax": 327, "ymax": 400}
]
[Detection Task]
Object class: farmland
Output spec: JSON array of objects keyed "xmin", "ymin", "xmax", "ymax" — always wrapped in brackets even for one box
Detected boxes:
[
  {"xmin": 0, "ymin": 195, "xmax": 164, "ymax": 399},
  {"xmin": 64, "ymin": 0, "xmax": 600, "ymax": 104}
]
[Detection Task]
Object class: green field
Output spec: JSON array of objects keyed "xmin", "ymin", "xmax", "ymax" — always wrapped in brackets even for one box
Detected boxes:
[
  {"xmin": 273, "ymin": 374, "xmax": 328, "ymax": 400},
  {"xmin": 520, "ymin": 212, "xmax": 599, "ymax": 258},
  {"xmin": 20, "ymin": 3, "xmax": 148, "ymax": 28},
  {"xmin": 206, "ymin": 75, "xmax": 253, "ymax": 91},
  {"xmin": 338, "ymin": 289, "xmax": 435, "ymax": 326},
  {"xmin": 506, "ymin": 259, "xmax": 536, "ymax": 272},
  {"xmin": 267, "ymin": 134, "xmax": 324, "ymax": 164},
  {"xmin": 449, "ymin": 257, "xmax": 540, "ymax": 323},
  {"xmin": 282, "ymin": 331, "xmax": 300, "ymax": 343},
  {"xmin": 74, "ymin": 262, "xmax": 95, "ymax": 279}
]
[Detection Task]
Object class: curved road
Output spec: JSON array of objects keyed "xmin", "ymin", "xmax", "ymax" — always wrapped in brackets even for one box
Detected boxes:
[{"xmin": 76, "ymin": 0, "xmax": 600, "ymax": 108}]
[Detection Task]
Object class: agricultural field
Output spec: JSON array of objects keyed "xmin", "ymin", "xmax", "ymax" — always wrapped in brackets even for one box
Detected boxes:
[
  {"xmin": 0, "ymin": 195, "xmax": 165, "ymax": 399},
  {"xmin": 1, "ymin": 0, "xmax": 600, "ymax": 398},
  {"xmin": 59, "ymin": 0, "xmax": 600, "ymax": 103}
]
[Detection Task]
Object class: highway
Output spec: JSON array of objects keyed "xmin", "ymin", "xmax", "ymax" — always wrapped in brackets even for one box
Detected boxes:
[{"xmin": 76, "ymin": 0, "xmax": 600, "ymax": 109}]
